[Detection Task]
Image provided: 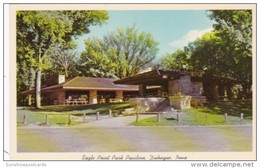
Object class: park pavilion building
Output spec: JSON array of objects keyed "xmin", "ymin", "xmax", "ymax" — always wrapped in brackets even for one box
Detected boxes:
[
  {"xmin": 114, "ymin": 69, "xmax": 244, "ymax": 107},
  {"xmin": 22, "ymin": 75, "xmax": 139, "ymax": 106}
]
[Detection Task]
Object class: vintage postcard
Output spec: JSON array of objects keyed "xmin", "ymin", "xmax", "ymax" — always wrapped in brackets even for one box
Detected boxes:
[{"xmin": 5, "ymin": 3, "xmax": 256, "ymax": 161}]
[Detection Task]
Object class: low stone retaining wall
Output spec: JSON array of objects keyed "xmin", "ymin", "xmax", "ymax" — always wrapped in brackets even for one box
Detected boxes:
[
  {"xmin": 129, "ymin": 97, "xmax": 166, "ymax": 112},
  {"xmin": 169, "ymin": 96, "xmax": 191, "ymax": 109},
  {"xmin": 169, "ymin": 95, "xmax": 207, "ymax": 109}
]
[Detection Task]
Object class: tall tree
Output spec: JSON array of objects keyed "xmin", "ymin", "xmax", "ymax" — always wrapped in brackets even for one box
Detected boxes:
[
  {"xmin": 79, "ymin": 26, "xmax": 159, "ymax": 79},
  {"xmin": 158, "ymin": 49, "xmax": 189, "ymax": 70},
  {"xmin": 183, "ymin": 10, "xmax": 252, "ymax": 98},
  {"xmin": 47, "ymin": 42, "xmax": 78, "ymax": 78},
  {"xmin": 208, "ymin": 10, "xmax": 252, "ymax": 97},
  {"xmin": 208, "ymin": 10, "xmax": 252, "ymax": 82},
  {"xmin": 17, "ymin": 10, "xmax": 109, "ymax": 107}
]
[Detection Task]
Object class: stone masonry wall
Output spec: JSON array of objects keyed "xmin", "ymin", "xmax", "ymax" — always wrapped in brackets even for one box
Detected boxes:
[
  {"xmin": 116, "ymin": 90, "xmax": 123, "ymax": 102},
  {"xmin": 168, "ymin": 76, "xmax": 203, "ymax": 96},
  {"xmin": 168, "ymin": 76, "xmax": 206, "ymax": 106},
  {"xmin": 89, "ymin": 90, "xmax": 98, "ymax": 104},
  {"xmin": 57, "ymin": 91, "xmax": 65, "ymax": 105}
]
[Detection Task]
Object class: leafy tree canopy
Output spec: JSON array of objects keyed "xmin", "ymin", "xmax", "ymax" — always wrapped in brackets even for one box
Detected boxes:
[
  {"xmin": 79, "ymin": 25, "xmax": 159, "ymax": 79},
  {"xmin": 16, "ymin": 10, "xmax": 109, "ymax": 106},
  {"xmin": 159, "ymin": 10, "xmax": 252, "ymax": 84},
  {"xmin": 158, "ymin": 49, "xmax": 189, "ymax": 70}
]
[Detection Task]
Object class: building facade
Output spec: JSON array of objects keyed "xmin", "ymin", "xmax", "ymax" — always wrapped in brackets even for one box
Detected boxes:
[{"xmin": 22, "ymin": 75, "xmax": 139, "ymax": 106}]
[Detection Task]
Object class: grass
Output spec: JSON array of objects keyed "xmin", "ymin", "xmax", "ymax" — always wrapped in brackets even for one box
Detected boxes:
[
  {"xmin": 131, "ymin": 101, "xmax": 252, "ymax": 126},
  {"xmin": 23, "ymin": 103, "xmax": 130, "ymax": 113},
  {"xmin": 197, "ymin": 100, "xmax": 252, "ymax": 119},
  {"xmin": 17, "ymin": 103, "xmax": 130, "ymax": 126}
]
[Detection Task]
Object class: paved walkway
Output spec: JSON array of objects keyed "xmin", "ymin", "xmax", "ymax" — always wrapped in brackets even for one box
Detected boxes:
[
  {"xmin": 17, "ymin": 115, "xmax": 252, "ymax": 152},
  {"xmin": 79, "ymin": 114, "xmax": 155, "ymax": 127}
]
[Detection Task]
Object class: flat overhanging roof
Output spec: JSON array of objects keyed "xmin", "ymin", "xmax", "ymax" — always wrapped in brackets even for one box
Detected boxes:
[
  {"xmin": 114, "ymin": 70, "xmax": 182, "ymax": 85},
  {"xmin": 21, "ymin": 77, "xmax": 138, "ymax": 95},
  {"xmin": 114, "ymin": 69, "xmax": 244, "ymax": 86}
]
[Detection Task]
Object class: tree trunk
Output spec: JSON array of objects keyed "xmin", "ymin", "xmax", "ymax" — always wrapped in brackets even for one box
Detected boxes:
[
  {"xmin": 28, "ymin": 67, "xmax": 35, "ymax": 106},
  {"xmin": 65, "ymin": 67, "xmax": 68, "ymax": 78},
  {"xmin": 35, "ymin": 70, "xmax": 41, "ymax": 108},
  {"xmin": 28, "ymin": 95, "xmax": 32, "ymax": 106}
]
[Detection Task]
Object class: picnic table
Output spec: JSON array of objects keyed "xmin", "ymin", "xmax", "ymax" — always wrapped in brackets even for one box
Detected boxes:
[
  {"xmin": 65, "ymin": 98, "xmax": 88, "ymax": 105},
  {"xmin": 98, "ymin": 98, "xmax": 106, "ymax": 104},
  {"xmin": 109, "ymin": 98, "xmax": 122, "ymax": 103}
]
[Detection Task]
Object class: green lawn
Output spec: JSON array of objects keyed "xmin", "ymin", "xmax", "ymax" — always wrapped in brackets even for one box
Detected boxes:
[
  {"xmin": 196, "ymin": 100, "xmax": 252, "ymax": 119},
  {"xmin": 17, "ymin": 103, "xmax": 130, "ymax": 126},
  {"xmin": 131, "ymin": 101, "xmax": 252, "ymax": 126}
]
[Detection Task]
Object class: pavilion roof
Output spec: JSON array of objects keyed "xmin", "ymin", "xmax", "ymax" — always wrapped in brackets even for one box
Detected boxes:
[
  {"xmin": 114, "ymin": 69, "xmax": 185, "ymax": 85},
  {"xmin": 114, "ymin": 69, "xmax": 243, "ymax": 86},
  {"xmin": 21, "ymin": 76, "xmax": 138, "ymax": 95}
]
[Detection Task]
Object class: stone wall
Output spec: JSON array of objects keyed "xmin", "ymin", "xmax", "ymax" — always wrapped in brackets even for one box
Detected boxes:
[
  {"xmin": 169, "ymin": 96, "xmax": 191, "ymax": 109},
  {"xmin": 168, "ymin": 76, "xmax": 206, "ymax": 105},
  {"xmin": 57, "ymin": 91, "xmax": 65, "ymax": 105},
  {"xmin": 129, "ymin": 98, "xmax": 166, "ymax": 112},
  {"xmin": 168, "ymin": 76, "xmax": 203, "ymax": 96},
  {"xmin": 116, "ymin": 90, "xmax": 123, "ymax": 102},
  {"xmin": 89, "ymin": 90, "xmax": 98, "ymax": 104},
  {"xmin": 43, "ymin": 91, "xmax": 65, "ymax": 105}
]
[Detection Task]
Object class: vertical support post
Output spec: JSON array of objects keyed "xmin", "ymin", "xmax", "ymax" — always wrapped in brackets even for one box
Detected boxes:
[
  {"xmin": 46, "ymin": 114, "xmax": 49, "ymax": 125},
  {"xmin": 157, "ymin": 113, "xmax": 161, "ymax": 122},
  {"xmin": 196, "ymin": 110, "xmax": 198, "ymax": 121},
  {"xmin": 28, "ymin": 95, "xmax": 32, "ymax": 106},
  {"xmin": 96, "ymin": 112, "xmax": 99, "ymax": 120},
  {"xmin": 227, "ymin": 85, "xmax": 233, "ymax": 100},
  {"xmin": 205, "ymin": 113, "xmax": 208, "ymax": 121},
  {"xmin": 212, "ymin": 84, "xmax": 219, "ymax": 101},
  {"xmin": 115, "ymin": 91, "xmax": 123, "ymax": 102},
  {"xmin": 224, "ymin": 113, "xmax": 228, "ymax": 121},
  {"xmin": 23, "ymin": 114, "xmax": 27, "ymax": 125},
  {"xmin": 219, "ymin": 85, "xmax": 225, "ymax": 101},
  {"xmin": 240, "ymin": 113, "xmax": 244, "ymax": 121},
  {"xmin": 177, "ymin": 113, "xmax": 180, "ymax": 122},
  {"xmin": 109, "ymin": 109, "xmax": 112, "ymax": 118},
  {"xmin": 139, "ymin": 84, "xmax": 146, "ymax": 97},
  {"xmin": 68, "ymin": 114, "xmax": 71, "ymax": 125},
  {"xmin": 136, "ymin": 113, "xmax": 139, "ymax": 123},
  {"xmin": 89, "ymin": 90, "xmax": 98, "ymax": 104},
  {"xmin": 83, "ymin": 112, "xmax": 86, "ymax": 122}
]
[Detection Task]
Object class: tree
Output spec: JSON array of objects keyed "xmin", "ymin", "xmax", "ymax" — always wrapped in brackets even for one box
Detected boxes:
[
  {"xmin": 208, "ymin": 10, "xmax": 252, "ymax": 82},
  {"xmin": 79, "ymin": 26, "xmax": 159, "ymax": 79},
  {"xmin": 208, "ymin": 10, "xmax": 252, "ymax": 97},
  {"xmin": 185, "ymin": 32, "xmax": 226, "ymax": 74},
  {"xmin": 48, "ymin": 42, "xmax": 78, "ymax": 78},
  {"xmin": 158, "ymin": 49, "xmax": 188, "ymax": 70},
  {"xmin": 17, "ymin": 10, "xmax": 109, "ymax": 107},
  {"xmin": 208, "ymin": 10, "xmax": 252, "ymax": 54},
  {"xmin": 183, "ymin": 10, "xmax": 252, "ymax": 98}
]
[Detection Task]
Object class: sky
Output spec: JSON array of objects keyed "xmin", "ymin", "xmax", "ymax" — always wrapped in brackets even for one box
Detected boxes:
[{"xmin": 75, "ymin": 10, "xmax": 215, "ymax": 60}]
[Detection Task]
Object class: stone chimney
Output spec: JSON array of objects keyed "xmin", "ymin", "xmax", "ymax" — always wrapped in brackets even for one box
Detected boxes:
[{"xmin": 58, "ymin": 75, "xmax": 65, "ymax": 84}]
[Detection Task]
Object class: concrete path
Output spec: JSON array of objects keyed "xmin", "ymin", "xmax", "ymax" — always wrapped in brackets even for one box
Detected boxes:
[
  {"xmin": 17, "ymin": 115, "xmax": 252, "ymax": 152},
  {"xmin": 79, "ymin": 115, "xmax": 155, "ymax": 127}
]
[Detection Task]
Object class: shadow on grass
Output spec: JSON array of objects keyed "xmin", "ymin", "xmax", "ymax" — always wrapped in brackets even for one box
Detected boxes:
[
  {"xmin": 17, "ymin": 103, "xmax": 131, "ymax": 126},
  {"xmin": 20, "ymin": 103, "xmax": 130, "ymax": 115},
  {"xmin": 197, "ymin": 100, "xmax": 252, "ymax": 119},
  {"xmin": 131, "ymin": 100, "xmax": 252, "ymax": 126}
]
